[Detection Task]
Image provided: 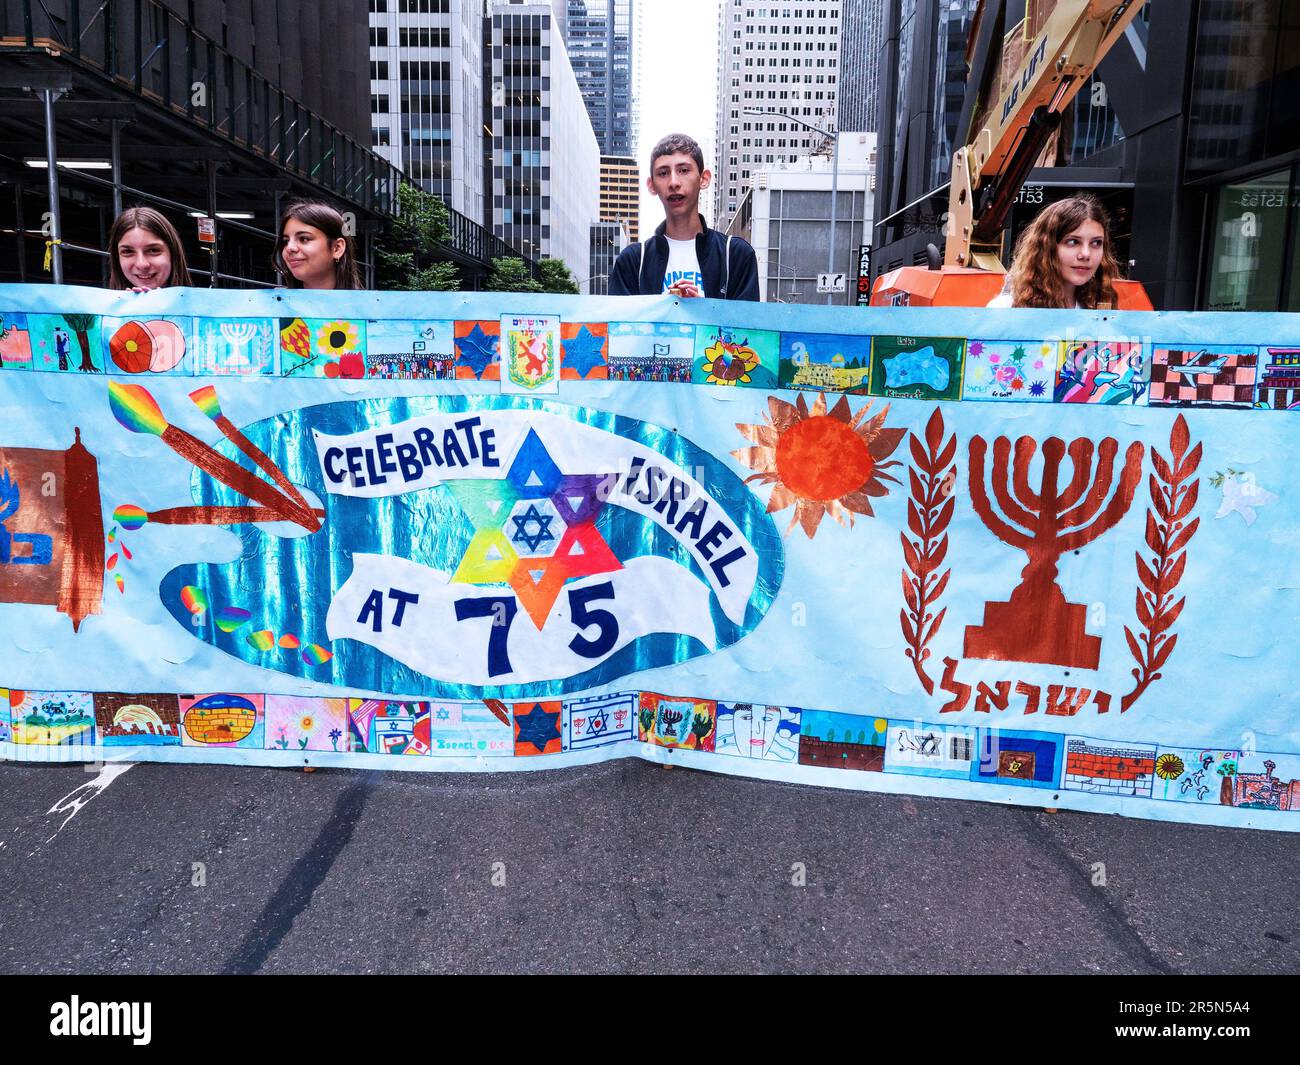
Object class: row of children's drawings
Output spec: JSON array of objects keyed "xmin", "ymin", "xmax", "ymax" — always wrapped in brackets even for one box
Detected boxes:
[
  {"xmin": 3, "ymin": 310, "xmax": 1297, "ymax": 409},
  {"xmin": 6, "ymin": 686, "xmax": 1298, "ymax": 815}
]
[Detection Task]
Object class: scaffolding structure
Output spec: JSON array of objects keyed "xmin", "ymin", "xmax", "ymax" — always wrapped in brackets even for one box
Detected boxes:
[{"xmin": 0, "ymin": 0, "xmax": 534, "ymax": 287}]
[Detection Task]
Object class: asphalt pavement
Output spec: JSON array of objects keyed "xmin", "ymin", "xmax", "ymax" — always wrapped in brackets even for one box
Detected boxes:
[{"xmin": 1, "ymin": 758, "xmax": 1296, "ymax": 974}]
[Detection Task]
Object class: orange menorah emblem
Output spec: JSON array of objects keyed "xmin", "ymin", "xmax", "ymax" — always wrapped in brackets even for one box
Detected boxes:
[{"xmin": 964, "ymin": 435, "xmax": 1145, "ymax": 669}]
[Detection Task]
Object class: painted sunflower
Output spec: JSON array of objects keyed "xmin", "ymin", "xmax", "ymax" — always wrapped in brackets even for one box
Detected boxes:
[
  {"xmin": 733, "ymin": 393, "xmax": 906, "ymax": 538},
  {"xmin": 1154, "ymin": 753, "xmax": 1186, "ymax": 780},
  {"xmin": 315, "ymin": 320, "xmax": 360, "ymax": 356},
  {"xmin": 701, "ymin": 334, "xmax": 760, "ymax": 385}
]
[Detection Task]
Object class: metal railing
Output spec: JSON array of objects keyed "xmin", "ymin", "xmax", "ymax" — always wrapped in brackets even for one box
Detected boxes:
[
  {"xmin": 436, "ymin": 207, "xmax": 538, "ymax": 273},
  {"xmin": 2, "ymin": 0, "xmax": 402, "ymax": 215},
  {"xmin": 2, "ymin": 0, "xmax": 538, "ymax": 271}
]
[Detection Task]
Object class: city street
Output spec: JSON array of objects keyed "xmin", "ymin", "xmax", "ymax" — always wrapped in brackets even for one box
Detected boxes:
[{"xmin": 1, "ymin": 758, "xmax": 1295, "ymax": 975}]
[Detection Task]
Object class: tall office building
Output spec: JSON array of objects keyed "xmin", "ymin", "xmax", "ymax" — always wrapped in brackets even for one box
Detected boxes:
[
  {"xmin": 563, "ymin": 2, "xmax": 638, "ymax": 248},
  {"xmin": 600, "ymin": 155, "xmax": 640, "ymax": 242},
  {"xmin": 838, "ymin": 0, "xmax": 886, "ymax": 135},
  {"xmin": 713, "ymin": 0, "xmax": 842, "ymax": 233},
  {"xmin": 369, "ymin": 0, "xmax": 488, "ymax": 222},
  {"xmin": 485, "ymin": 1, "xmax": 601, "ymax": 285},
  {"xmin": 562, "ymin": 1, "xmax": 636, "ymax": 157},
  {"xmin": 589, "ymin": 219, "xmax": 629, "ymax": 294}
]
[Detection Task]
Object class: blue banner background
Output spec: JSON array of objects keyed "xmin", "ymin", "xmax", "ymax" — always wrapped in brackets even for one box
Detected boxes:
[{"xmin": 2, "ymin": 284, "xmax": 1299, "ymax": 831}]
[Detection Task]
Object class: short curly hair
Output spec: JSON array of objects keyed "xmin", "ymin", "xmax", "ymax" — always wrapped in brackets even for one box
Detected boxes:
[{"xmin": 650, "ymin": 133, "xmax": 705, "ymax": 174}]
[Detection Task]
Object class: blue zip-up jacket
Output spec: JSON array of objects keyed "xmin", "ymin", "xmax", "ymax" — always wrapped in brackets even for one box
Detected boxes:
[{"xmin": 609, "ymin": 215, "xmax": 760, "ymax": 301}]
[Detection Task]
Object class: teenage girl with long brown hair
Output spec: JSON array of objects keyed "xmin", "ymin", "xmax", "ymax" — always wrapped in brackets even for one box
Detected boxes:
[
  {"xmin": 274, "ymin": 200, "xmax": 364, "ymax": 290},
  {"xmin": 107, "ymin": 206, "xmax": 194, "ymax": 291},
  {"xmin": 988, "ymin": 194, "xmax": 1121, "ymax": 309}
]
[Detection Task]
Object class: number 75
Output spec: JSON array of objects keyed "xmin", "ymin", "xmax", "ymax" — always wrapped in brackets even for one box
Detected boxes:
[{"xmin": 453, "ymin": 581, "xmax": 620, "ymax": 678}]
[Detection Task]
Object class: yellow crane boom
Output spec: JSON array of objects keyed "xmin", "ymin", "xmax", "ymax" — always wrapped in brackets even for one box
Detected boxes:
[{"xmin": 946, "ymin": 0, "xmax": 1148, "ymax": 271}]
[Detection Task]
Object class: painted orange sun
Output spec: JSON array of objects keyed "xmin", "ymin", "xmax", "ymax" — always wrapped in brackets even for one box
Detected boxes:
[{"xmin": 733, "ymin": 393, "xmax": 906, "ymax": 537}]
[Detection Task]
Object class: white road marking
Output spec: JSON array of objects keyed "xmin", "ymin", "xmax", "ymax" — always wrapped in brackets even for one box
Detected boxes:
[{"xmin": 44, "ymin": 763, "xmax": 135, "ymax": 844}]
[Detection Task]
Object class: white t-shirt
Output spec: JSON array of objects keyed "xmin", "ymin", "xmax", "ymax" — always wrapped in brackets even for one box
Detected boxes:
[
  {"xmin": 662, "ymin": 236, "xmax": 704, "ymax": 295},
  {"xmin": 987, "ymin": 290, "xmax": 1082, "ymax": 309}
]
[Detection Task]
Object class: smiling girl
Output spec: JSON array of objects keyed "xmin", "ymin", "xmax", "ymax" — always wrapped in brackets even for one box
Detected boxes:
[
  {"xmin": 987, "ymin": 194, "xmax": 1120, "ymax": 309},
  {"xmin": 274, "ymin": 200, "xmax": 363, "ymax": 290},
  {"xmin": 107, "ymin": 207, "xmax": 193, "ymax": 291}
]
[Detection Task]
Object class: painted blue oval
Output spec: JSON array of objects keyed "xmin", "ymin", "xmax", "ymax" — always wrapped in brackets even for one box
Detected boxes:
[{"xmin": 160, "ymin": 394, "xmax": 784, "ymax": 699}]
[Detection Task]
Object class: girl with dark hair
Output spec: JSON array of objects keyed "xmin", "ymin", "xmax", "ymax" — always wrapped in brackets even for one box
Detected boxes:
[
  {"xmin": 275, "ymin": 200, "xmax": 363, "ymax": 290},
  {"xmin": 988, "ymin": 194, "xmax": 1121, "ymax": 309},
  {"xmin": 107, "ymin": 207, "xmax": 193, "ymax": 291}
]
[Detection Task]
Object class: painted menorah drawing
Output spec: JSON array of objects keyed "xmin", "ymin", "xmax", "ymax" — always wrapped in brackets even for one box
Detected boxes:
[{"xmin": 964, "ymin": 434, "xmax": 1145, "ymax": 669}]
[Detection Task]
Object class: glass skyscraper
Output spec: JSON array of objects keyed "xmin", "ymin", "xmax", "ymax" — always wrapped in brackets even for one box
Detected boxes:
[
  {"xmin": 485, "ymin": 1, "xmax": 600, "ymax": 283},
  {"xmin": 838, "ymin": 0, "xmax": 886, "ymax": 135},
  {"xmin": 562, "ymin": 1, "xmax": 636, "ymax": 158}
]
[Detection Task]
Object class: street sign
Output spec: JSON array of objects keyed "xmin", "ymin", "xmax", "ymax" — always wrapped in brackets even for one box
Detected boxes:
[
  {"xmin": 856, "ymin": 244, "xmax": 872, "ymax": 306},
  {"xmin": 196, "ymin": 217, "xmax": 216, "ymax": 244},
  {"xmin": 817, "ymin": 272, "xmax": 846, "ymax": 293}
]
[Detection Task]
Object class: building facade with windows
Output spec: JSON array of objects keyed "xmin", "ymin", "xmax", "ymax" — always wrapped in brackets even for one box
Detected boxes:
[
  {"xmin": 562, "ymin": 1, "xmax": 638, "ymax": 242},
  {"xmin": 562, "ymin": 1, "xmax": 636, "ymax": 157},
  {"xmin": 838, "ymin": 0, "xmax": 887, "ymax": 135},
  {"xmin": 600, "ymin": 154, "xmax": 640, "ymax": 242},
  {"xmin": 713, "ymin": 0, "xmax": 842, "ymax": 233},
  {"xmin": 1189, "ymin": 0, "xmax": 1300, "ymax": 312},
  {"xmin": 727, "ymin": 132, "xmax": 876, "ymax": 305},
  {"xmin": 369, "ymin": 0, "xmax": 488, "ymax": 222},
  {"xmin": 589, "ymin": 218, "xmax": 629, "ymax": 293},
  {"xmin": 485, "ymin": 0, "xmax": 600, "ymax": 285}
]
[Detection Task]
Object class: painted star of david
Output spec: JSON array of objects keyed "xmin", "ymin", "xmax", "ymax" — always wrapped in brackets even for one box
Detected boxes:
[
  {"xmin": 584, "ymin": 705, "xmax": 609, "ymax": 736},
  {"xmin": 455, "ymin": 323, "xmax": 498, "ymax": 378},
  {"xmin": 510, "ymin": 503, "xmax": 556, "ymax": 552},
  {"xmin": 515, "ymin": 702, "xmax": 561, "ymax": 753},
  {"xmin": 447, "ymin": 428, "xmax": 623, "ymax": 630},
  {"xmin": 563, "ymin": 326, "xmax": 607, "ymax": 378}
]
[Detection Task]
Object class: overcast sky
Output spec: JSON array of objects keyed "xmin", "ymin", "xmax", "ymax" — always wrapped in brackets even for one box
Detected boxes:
[{"xmin": 635, "ymin": 0, "xmax": 720, "ymax": 236}]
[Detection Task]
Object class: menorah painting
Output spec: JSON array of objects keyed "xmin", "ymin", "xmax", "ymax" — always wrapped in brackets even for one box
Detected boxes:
[
  {"xmin": 193, "ymin": 318, "xmax": 275, "ymax": 375},
  {"xmin": 964, "ymin": 434, "xmax": 1145, "ymax": 669}
]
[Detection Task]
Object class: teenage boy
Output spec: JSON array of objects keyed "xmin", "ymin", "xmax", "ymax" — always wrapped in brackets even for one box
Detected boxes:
[{"xmin": 609, "ymin": 133, "xmax": 760, "ymax": 301}]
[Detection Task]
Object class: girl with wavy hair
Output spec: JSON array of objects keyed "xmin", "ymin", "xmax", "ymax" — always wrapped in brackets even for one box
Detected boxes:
[{"xmin": 988, "ymin": 194, "xmax": 1120, "ymax": 309}]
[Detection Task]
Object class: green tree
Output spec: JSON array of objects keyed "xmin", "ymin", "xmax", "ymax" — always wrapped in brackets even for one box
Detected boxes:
[
  {"xmin": 62, "ymin": 314, "xmax": 99, "ymax": 372},
  {"xmin": 538, "ymin": 258, "xmax": 579, "ymax": 294},
  {"xmin": 375, "ymin": 183, "xmax": 461, "ymax": 292},
  {"xmin": 486, "ymin": 256, "xmax": 543, "ymax": 293}
]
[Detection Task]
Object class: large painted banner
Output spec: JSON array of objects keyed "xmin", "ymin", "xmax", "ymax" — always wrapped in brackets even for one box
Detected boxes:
[{"xmin": 2, "ymin": 284, "xmax": 1299, "ymax": 831}]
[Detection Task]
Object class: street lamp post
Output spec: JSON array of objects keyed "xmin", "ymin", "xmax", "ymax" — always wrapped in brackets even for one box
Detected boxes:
[{"xmin": 744, "ymin": 108, "xmax": 840, "ymax": 306}]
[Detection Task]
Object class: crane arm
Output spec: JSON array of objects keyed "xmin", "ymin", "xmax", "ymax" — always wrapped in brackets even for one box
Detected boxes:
[{"xmin": 945, "ymin": 0, "xmax": 1148, "ymax": 270}]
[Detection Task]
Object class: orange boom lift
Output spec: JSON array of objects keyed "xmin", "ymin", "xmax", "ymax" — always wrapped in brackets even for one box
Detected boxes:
[{"xmin": 871, "ymin": 0, "xmax": 1152, "ymax": 309}]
